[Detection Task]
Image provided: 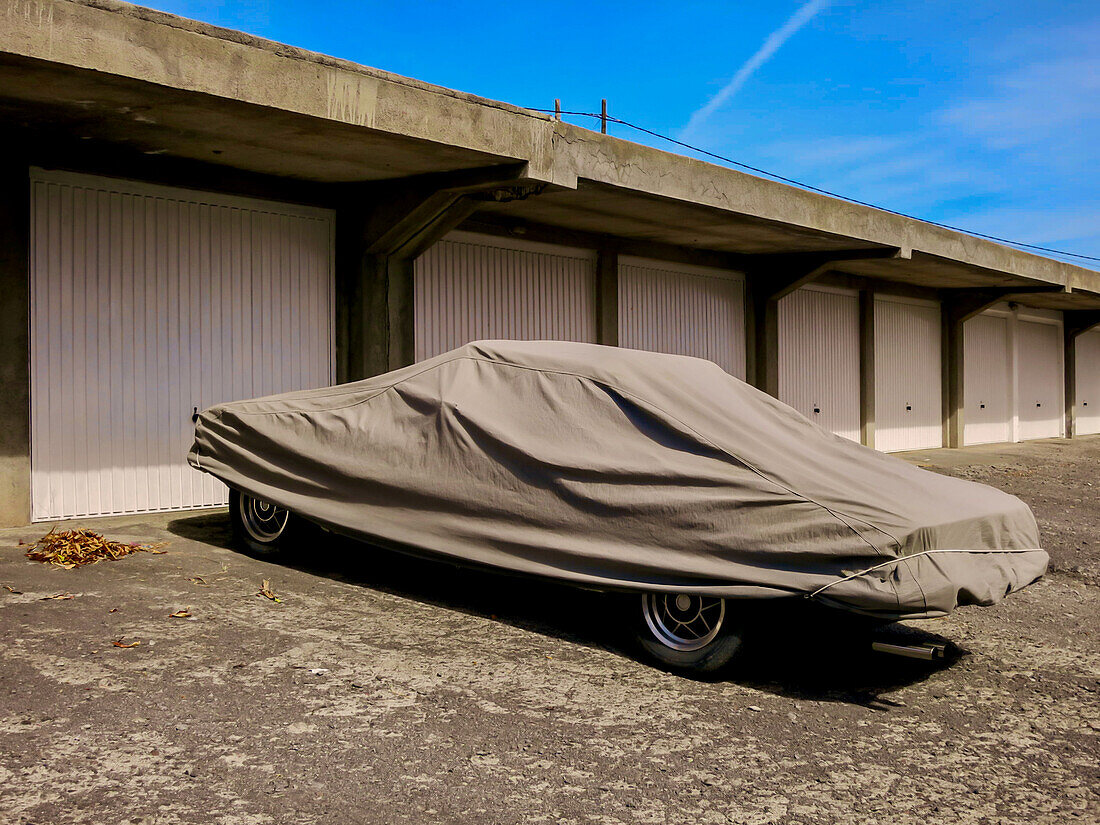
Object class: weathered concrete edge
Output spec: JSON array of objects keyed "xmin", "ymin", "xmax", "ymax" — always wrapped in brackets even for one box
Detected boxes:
[
  {"xmin": 1, "ymin": 0, "xmax": 570, "ymax": 186},
  {"xmin": 4, "ymin": 0, "xmax": 1098, "ymax": 293}
]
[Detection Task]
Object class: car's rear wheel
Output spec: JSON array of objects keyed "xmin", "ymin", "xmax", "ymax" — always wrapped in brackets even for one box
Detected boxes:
[
  {"xmin": 230, "ymin": 489, "xmax": 294, "ymax": 557},
  {"xmin": 635, "ymin": 592, "xmax": 745, "ymax": 675}
]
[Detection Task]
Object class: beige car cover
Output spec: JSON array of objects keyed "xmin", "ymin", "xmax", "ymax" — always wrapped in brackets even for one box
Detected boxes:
[{"xmin": 189, "ymin": 340, "xmax": 1047, "ymax": 619}]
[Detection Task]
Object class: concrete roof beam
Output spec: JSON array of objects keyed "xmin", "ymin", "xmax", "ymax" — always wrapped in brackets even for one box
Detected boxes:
[
  {"xmin": 0, "ymin": 0, "xmax": 1095, "ymax": 296},
  {"xmin": 747, "ymin": 246, "xmax": 912, "ymax": 302}
]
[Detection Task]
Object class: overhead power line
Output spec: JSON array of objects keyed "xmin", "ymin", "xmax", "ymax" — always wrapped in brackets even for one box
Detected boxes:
[{"xmin": 528, "ymin": 107, "xmax": 1100, "ymax": 265}]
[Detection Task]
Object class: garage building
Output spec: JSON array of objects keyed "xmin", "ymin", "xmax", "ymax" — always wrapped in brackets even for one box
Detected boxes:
[{"xmin": 2, "ymin": 0, "xmax": 1099, "ymax": 525}]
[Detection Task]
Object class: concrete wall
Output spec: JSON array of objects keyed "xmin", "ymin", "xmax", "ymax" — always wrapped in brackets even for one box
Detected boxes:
[{"xmin": 0, "ymin": 162, "xmax": 30, "ymax": 526}]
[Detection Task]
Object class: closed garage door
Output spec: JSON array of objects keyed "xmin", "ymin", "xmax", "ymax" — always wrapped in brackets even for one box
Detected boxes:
[
  {"xmin": 1017, "ymin": 320, "xmax": 1063, "ymax": 441},
  {"xmin": 618, "ymin": 257, "xmax": 746, "ymax": 378},
  {"xmin": 30, "ymin": 170, "xmax": 335, "ymax": 521},
  {"xmin": 1077, "ymin": 330, "xmax": 1100, "ymax": 436},
  {"xmin": 963, "ymin": 313, "xmax": 1011, "ymax": 446},
  {"xmin": 874, "ymin": 296, "xmax": 942, "ymax": 452},
  {"xmin": 779, "ymin": 286, "xmax": 860, "ymax": 441},
  {"xmin": 414, "ymin": 232, "xmax": 597, "ymax": 362}
]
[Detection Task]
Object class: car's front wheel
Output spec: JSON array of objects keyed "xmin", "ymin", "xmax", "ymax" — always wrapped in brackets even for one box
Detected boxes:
[
  {"xmin": 635, "ymin": 592, "xmax": 745, "ymax": 675},
  {"xmin": 229, "ymin": 489, "xmax": 294, "ymax": 557}
]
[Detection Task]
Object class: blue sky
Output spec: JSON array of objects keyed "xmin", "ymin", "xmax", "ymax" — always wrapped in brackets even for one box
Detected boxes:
[{"xmin": 146, "ymin": 0, "xmax": 1099, "ymax": 264}]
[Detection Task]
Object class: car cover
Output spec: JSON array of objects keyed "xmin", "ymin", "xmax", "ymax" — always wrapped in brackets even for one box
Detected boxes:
[{"xmin": 189, "ymin": 340, "xmax": 1047, "ymax": 619}]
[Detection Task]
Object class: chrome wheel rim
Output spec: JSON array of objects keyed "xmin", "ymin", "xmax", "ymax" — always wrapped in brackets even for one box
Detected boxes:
[
  {"xmin": 240, "ymin": 494, "xmax": 289, "ymax": 544},
  {"xmin": 642, "ymin": 593, "xmax": 726, "ymax": 652}
]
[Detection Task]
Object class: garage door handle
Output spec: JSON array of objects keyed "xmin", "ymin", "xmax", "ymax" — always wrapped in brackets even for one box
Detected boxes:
[
  {"xmin": 980, "ymin": 403, "xmax": 986, "ymax": 409},
  {"xmin": 813, "ymin": 406, "xmax": 821, "ymax": 414},
  {"xmin": 1036, "ymin": 402, "xmax": 1041, "ymax": 408},
  {"xmin": 905, "ymin": 404, "xmax": 912, "ymax": 411},
  {"xmin": 192, "ymin": 406, "xmax": 199, "ymax": 423}
]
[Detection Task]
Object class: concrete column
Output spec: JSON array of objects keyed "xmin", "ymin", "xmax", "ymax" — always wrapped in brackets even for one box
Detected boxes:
[
  {"xmin": 595, "ymin": 245, "xmax": 618, "ymax": 347},
  {"xmin": 749, "ymin": 288, "xmax": 781, "ymax": 398},
  {"xmin": 859, "ymin": 287, "xmax": 876, "ymax": 449},
  {"xmin": 335, "ymin": 193, "xmax": 476, "ymax": 381},
  {"xmin": 336, "ymin": 249, "xmax": 416, "ymax": 381},
  {"xmin": 940, "ymin": 290, "xmax": 1022, "ymax": 449},
  {"xmin": 941, "ymin": 305, "xmax": 966, "ymax": 449},
  {"xmin": 1065, "ymin": 330, "xmax": 1078, "ymax": 439},
  {"xmin": 1063, "ymin": 311, "xmax": 1100, "ymax": 438},
  {"xmin": 387, "ymin": 257, "xmax": 416, "ymax": 370},
  {"xmin": 335, "ymin": 209, "xmax": 391, "ymax": 381},
  {"xmin": 0, "ymin": 163, "xmax": 30, "ymax": 526}
]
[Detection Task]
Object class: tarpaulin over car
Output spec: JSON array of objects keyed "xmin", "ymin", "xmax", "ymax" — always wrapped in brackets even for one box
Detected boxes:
[{"xmin": 188, "ymin": 340, "xmax": 1047, "ymax": 619}]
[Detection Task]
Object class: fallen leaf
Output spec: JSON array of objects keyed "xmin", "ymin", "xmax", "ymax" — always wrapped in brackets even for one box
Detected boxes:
[
  {"xmin": 113, "ymin": 639, "xmax": 140, "ymax": 649},
  {"xmin": 748, "ymin": 705, "xmax": 762, "ymax": 712},
  {"xmin": 108, "ymin": 608, "xmax": 118, "ymax": 613},
  {"xmin": 3, "ymin": 585, "xmax": 22, "ymax": 595},
  {"xmin": 186, "ymin": 576, "xmax": 209, "ymax": 586},
  {"xmin": 258, "ymin": 580, "xmax": 282, "ymax": 603},
  {"xmin": 40, "ymin": 592, "xmax": 74, "ymax": 601},
  {"xmin": 169, "ymin": 610, "xmax": 192, "ymax": 619}
]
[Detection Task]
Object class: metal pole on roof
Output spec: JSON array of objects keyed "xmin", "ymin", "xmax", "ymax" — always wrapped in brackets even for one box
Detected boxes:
[
  {"xmin": 601, "ymin": 99, "xmax": 607, "ymax": 133},
  {"xmin": 554, "ymin": 99, "xmax": 561, "ymax": 121}
]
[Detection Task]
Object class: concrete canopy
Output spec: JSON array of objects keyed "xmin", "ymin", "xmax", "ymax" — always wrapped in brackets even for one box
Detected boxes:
[{"xmin": 1, "ymin": 0, "xmax": 1098, "ymax": 306}]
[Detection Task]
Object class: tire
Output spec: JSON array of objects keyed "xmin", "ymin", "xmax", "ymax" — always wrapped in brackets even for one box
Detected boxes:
[
  {"xmin": 229, "ymin": 489, "xmax": 296, "ymax": 558},
  {"xmin": 634, "ymin": 592, "xmax": 745, "ymax": 675}
]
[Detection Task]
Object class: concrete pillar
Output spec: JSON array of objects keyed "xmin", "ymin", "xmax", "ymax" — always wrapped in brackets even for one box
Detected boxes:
[
  {"xmin": 335, "ymin": 209, "xmax": 392, "ymax": 382},
  {"xmin": 1063, "ymin": 311, "xmax": 1100, "ymax": 439},
  {"xmin": 750, "ymin": 289, "xmax": 781, "ymax": 398},
  {"xmin": 387, "ymin": 257, "xmax": 416, "ymax": 370},
  {"xmin": 0, "ymin": 163, "xmax": 30, "ymax": 526},
  {"xmin": 941, "ymin": 305, "xmax": 966, "ymax": 449},
  {"xmin": 859, "ymin": 287, "xmax": 876, "ymax": 449},
  {"xmin": 335, "ymin": 194, "xmax": 467, "ymax": 381},
  {"xmin": 595, "ymin": 245, "xmax": 618, "ymax": 347},
  {"xmin": 1065, "ymin": 330, "xmax": 1078, "ymax": 439}
]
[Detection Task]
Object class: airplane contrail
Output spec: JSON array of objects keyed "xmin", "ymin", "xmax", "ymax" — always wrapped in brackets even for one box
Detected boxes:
[{"xmin": 681, "ymin": 0, "xmax": 833, "ymax": 139}]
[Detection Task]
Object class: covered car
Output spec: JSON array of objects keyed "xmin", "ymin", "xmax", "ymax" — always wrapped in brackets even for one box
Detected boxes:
[{"xmin": 188, "ymin": 341, "xmax": 1047, "ymax": 672}]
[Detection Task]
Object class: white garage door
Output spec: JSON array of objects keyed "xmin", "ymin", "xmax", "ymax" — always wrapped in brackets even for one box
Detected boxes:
[
  {"xmin": 779, "ymin": 286, "xmax": 860, "ymax": 441},
  {"xmin": 1077, "ymin": 330, "xmax": 1100, "ymax": 436},
  {"xmin": 874, "ymin": 296, "xmax": 942, "ymax": 452},
  {"xmin": 30, "ymin": 170, "xmax": 335, "ymax": 521},
  {"xmin": 1017, "ymin": 320, "xmax": 1063, "ymax": 441},
  {"xmin": 414, "ymin": 232, "xmax": 597, "ymax": 362},
  {"xmin": 963, "ymin": 313, "xmax": 1011, "ymax": 446},
  {"xmin": 618, "ymin": 257, "xmax": 746, "ymax": 378}
]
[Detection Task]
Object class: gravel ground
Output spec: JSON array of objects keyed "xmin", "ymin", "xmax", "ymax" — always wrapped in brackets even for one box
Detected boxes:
[{"xmin": 0, "ymin": 438, "xmax": 1097, "ymax": 824}]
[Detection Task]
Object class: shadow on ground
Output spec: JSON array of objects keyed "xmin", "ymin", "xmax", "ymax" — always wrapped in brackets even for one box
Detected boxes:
[{"xmin": 167, "ymin": 512, "xmax": 961, "ymax": 707}]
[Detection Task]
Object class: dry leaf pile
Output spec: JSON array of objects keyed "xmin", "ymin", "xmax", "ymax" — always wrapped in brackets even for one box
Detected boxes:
[{"xmin": 24, "ymin": 529, "xmax": 168, "ymax": 569}]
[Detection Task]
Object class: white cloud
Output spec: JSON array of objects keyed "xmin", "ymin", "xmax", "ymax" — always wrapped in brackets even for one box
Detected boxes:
[
  {"xmin": 681, "ymin": 0, "xmax": 833, "ymax": 139},
  {"xmin": 945, "ymin": 206, "xmax": 1100, "ymax": 249},
  {"xmin": 762, "ymin": 135, "xmax": 907, "ymax": 167},
  {"xmin": 758, "ymin": 135, "xmax": 999, "ymax": 211},
  {"xmin": 940, "ymin": 54, "xmax": 1100, "ymax": 153}
]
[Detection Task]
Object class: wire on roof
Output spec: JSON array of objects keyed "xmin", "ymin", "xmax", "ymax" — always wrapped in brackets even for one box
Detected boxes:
[{"xmin": 528, "ymin": 107, "xmax": 1100, "ymax": 265}]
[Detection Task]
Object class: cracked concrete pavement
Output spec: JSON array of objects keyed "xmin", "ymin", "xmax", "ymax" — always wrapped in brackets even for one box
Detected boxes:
[{"xmin": 0, "ymin": 438, "xmax": 1097, "ymax": 824}]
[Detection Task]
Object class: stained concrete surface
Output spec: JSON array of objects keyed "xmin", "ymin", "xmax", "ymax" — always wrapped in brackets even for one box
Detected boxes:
[{"xmin": 0, "ymin": 440, "xmax": 1097, "ymax": 824}]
